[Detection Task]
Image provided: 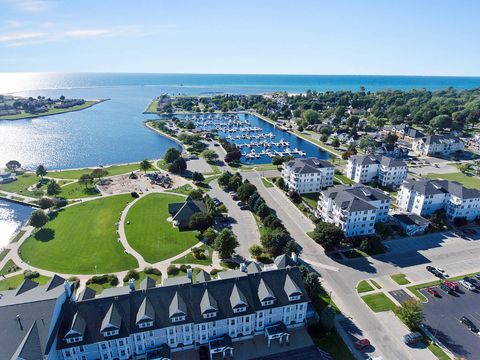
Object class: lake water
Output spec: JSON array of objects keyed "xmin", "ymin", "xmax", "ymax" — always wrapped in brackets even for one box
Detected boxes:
[
  {"xmin": 1, "ymin": 72, "xmax": 480, "ymax": 170},
  {"xmin": 0, "ymin": 199, "xmax": 34, "ymax": 248}
]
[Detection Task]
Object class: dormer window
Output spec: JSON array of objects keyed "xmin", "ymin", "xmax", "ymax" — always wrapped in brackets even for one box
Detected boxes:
[
  {"xmin": 102, "ymin": 329, "xmax": 119, "ymax": 337},
  {"xmin": 172, "ymin": 315, "xmax": 186, "ymax": 323},
  {"xmin": 65, "ymin": 336, "xmax": 83, "ymax": 344},
  {"xmin": 261, "ymin": 299, "xmax": 275, "ymax": 306},
  {"xmin": 289, "ymin": 294, "xmax": 301, "ymax": 301},
  {"xmin": 233, "ymin": 306, "xmax": 246, "ymax": 313},
  {"xmin": 138, "ymin": 321, "xmax": 153, "ymax": 328},
  {"xmin": 203, "ymin": 312, "xmax": 217, "ymax": 319}
]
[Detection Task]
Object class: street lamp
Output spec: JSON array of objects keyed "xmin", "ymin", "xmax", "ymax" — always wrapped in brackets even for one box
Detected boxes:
[{"xmin": 433, "ymin": 315, "xmax": 446, "ymax": 344}]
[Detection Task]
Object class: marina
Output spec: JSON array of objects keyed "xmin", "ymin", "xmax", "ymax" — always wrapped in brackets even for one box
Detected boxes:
[{"xmin": 164, "ymin": 112, "xmax": 323, "ymax": 163}]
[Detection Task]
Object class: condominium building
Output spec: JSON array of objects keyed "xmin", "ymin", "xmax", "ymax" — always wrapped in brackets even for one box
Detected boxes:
[
  {"xmin": 346, "ymin": 155, "xmax": 407, "ymax": 188},
  {"xmin": 315, "ymin": 184, "xmax": 391, "ymax": 237},
  {"xmin": 281, "ymin": 158, "xmax": 334, "ymax": 194},
  {"xmin": 397, "ymin": 178, "xmax": 480, "ymax": 221},
  {"xmin": 412, "ymin": 135, "xmax": 464, "ymax": 156},
  {"xmin": 56, "ymin": 257, "xmax": 309, "ymax": 360},
  {"xmin": 381, "ymin": 124, "xmax": 424, "ymax": 142}
]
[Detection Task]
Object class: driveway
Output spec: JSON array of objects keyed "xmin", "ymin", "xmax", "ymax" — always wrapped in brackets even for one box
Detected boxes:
[{"xmin": 209, "ymin": 179, "xmax": 260, "ymax": 260}]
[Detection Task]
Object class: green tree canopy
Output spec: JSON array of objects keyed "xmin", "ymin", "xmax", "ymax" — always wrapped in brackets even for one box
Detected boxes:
[
  {"xmin": 29, "ymin": 209, "xmax": 49, "ymax": 228},
  {"xmin": 36, "ymin": 164, "xmax": 47, "ymax": 179},
  {"xmin": 164, "ymin": 147, "xmax": 182, "ymax": 164},
  {"xmin": 312, "ymin": 222, "xmax": 345, "ymax": 250},
  {"xmin": 213, "ymin": 228, "xmax": 239, "ymax": 259}
]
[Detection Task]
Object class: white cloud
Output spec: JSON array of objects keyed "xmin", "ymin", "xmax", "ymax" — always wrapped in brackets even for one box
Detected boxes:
[
  {"xmin": 0, "ymin": 32, "xmax": 44, "ymax": 42},
  {"xmin": 1, "ymin": 0, "xmax": 55, "ymax": 12},
  {"xmin": 64, "ymin": 29, "xmax": 113, "ymax": 38}
]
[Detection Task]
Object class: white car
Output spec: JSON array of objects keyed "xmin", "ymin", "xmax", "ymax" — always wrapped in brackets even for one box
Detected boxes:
[
  {"xmin": 459, "ymin": 280, "xmax": 476, "ymax": 291},
  {"xmin": 435, "ymin": 267, "xmax": 449, "ymax": 277}
]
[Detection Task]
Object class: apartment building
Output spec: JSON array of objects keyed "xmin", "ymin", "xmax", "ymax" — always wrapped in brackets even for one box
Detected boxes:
[
  {"xmin": 412, "ymin": 135, "xmax": 464, "ymax": 156},
  {"xmin": 346, "ymin": 155, "xmax": 407, "ymax": 188},
  {"xmin": 315, "ymin": 184, "xmax": 391, "ymax": 237},
  {"xmin": 56, "ymin": 258, "xmax": 309, "ymax": 360},
  {"xmin": 382, "ymin": 124, "xmax": 424, "ymax": 142},
  {"xmin": 281, "ymin": 158, "xmax": 334, "ymax": 194},
  {"xmin": 397, "ymin": 178, "xmax": 480, "ymax": 221}
]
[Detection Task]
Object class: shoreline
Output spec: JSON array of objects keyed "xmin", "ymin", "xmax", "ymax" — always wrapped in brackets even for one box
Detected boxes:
[
  {"xmin": 0, "ymin": 98, "xmax": 109, "ymax": 121},
  {"xmin": 144, "ymin": 121, "xmax": 186, "ymax": 153},
  {"xmin": 0, "ymin": 194, "xmax": 39, "ymax": 208}
]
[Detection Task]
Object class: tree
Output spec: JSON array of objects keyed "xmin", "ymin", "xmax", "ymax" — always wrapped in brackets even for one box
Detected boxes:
[
  {"xmin": 384, "ymin": 133, "xmax": 398, "ymax": 145},
  {"xmin": 202, "ymin": 149, "xmax": 219, "ymax": 162},
  {"xmin": 359, "ymin": 236, "xmax": 384, "ymax": 255},
  {"xmin": 213, "ymin": 228, "xmax": 239, "ymax": 259},
  {"xmin": 29, "ymin": 209, "xmax": 49, "ymax": 228},
  {"xmin": 331, "ymin": 138, "xmax": 340, "ymax": 147},
  {"xmin": 202, "ymin": 227, "xmax": 217, "ymax": 245},
  {"xmin": 458, "ymin": 163, "xmax": 471, "ymax": 174},
  {"xmin": 164, "ymin": 147, "xmax": 181, "ymax": 164},
  {"xmin": 218, "ymin": 172, "xmax": 232, "ymax": 187},
  {"xmin": 91, "ymin": 168, "xmax": 108, "ymax": 180},
  {"xmin": 276, "ymin": 177, "xmax": 286, "ymax": 190},
  {"xmin": 38, "ymin": 197, "xmax": 55, "ymax": 209},
  {"xmin": 47, "ymin": 179, "xmax": 61, "ymax": 195},
  {"xmin": 188, "ymin": 212, "xmax": 213, "ymax": 231},
  {"xmin": 396, "ymin": 299, "xmax": 424, "ymax": 330},
  {"xmin": 257, "ymin": 203, "xmax": 271, "ymax": 219},
  {"xmin": 36, "ymin": 164, "xmax": 47, "ymax": 179},
  {"xmin": 284, "ymin": 239, "xmax": 300, "ymax": 256},
  {"xmin": 261, "ymin": 228, "xmax": 290, "ymax": 257},
  {"xmin": 140, "ymin": 159, "xmax": 152, "ymax": 173},
  {"xmin": 303, "ymin": 272, "xmax": 321, "ymax": 298},
  {"xmin": 311, "ymin": 222, "xmax": 345, "ymax": 250},
  {"xmin": 429, "ymin": 114, "xmax": 452, "ymax": 130},
  {"xmin": 192, "ymin": 171, "xmax": 205, "ymax": 183},
  {"xmin": 78, "ymin": 174, "xmax": 93, "ymax": 188},
  {"xmin": 301, "ymin": 109, "xmax": 320, "ymax": 124},
  {"xmin": 228, "ymin": 175, "xmax": 243, "ymax": 192},
  {"xmin": 320, "ymin": 134, "xmax": 329, "ymax": 142},
  {"xmin": 188, "ymin": 189, "xmax": 204, "ymax": 200},
  {"xmin": 236, "ymin": 183, "xmax": 257, "ymax": 202},
  {"xmin": 249, "ymin": 244, "xmax": 263, "ymax": 258},
  {"xmin": 358, "ymin": 135, "xmax": 377, "ymax": 152},
  {"xmin": 168, "ymin": 157, "xmax": 187, "ymax": 174},
  {"xmin": 5, "ymin": 160, "xmax": 21, "ymax": 171},
  {"xmin": 263, "ymin": 214, "xmax": 283, "ymax": 230},
  {"xmin": 321, "ymin": 306, "xmax": 336, "ymax": 331}
]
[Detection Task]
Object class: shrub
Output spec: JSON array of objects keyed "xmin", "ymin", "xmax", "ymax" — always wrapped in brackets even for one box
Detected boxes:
[
  {"xmin": 122, "ymin": 269, "xmax": 140, "ymax": 282},
  {"xmin": 131, "ymin": 191, "xmax": 140, "ymax": 198},
  {"xmin": 179, "ymin": 264, "xmax": 190, "ymax": 272},
  {"xmin": 108, "ymin": 274, "xmax": 119, "ymax": 286},
  {"xmin": 24, "ymin": 270, "xmax": 40, "ymax": 279},
  {"xmin": 144, "ymin": 266, "xmax": 162, "ymax": 276},
  {"xmin": 53, "ymin": 197, "xmax": 68, "ymax": 209},
  {"xmin": 38, "ymin": 197, "xmax": 55, "ymax": 209},
  {"xmin": 167, "ymin": 265, "xmax": 179, "ymax": 276},
  {"xmin": 209, "ymin": 268, "xmax": 219, "ymax": 276}
]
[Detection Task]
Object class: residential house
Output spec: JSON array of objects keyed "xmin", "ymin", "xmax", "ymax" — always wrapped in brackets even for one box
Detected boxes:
[
  {"xmin": 0, "ymin": 171, "xmax": 17, "ymax": 184},
  {"xmin": 382, "ymin": 124, "xmax": 425, "ymax": 143},
  {"xmin": 315, "ymin": 184, "xmax": 391, "ymax": 237},
  {"xmin": 391, "ymin": 213, "xmax": 430, "ymax": 236},
  {"xmin": 412, "ymin": 135, "xmax": 464, "ymax": 156},
  {"xmin": 396, "ymin": 179, "xmax": 480, "ymax": 221},
  {"xmin": 281, "ymin": 158, "xmax": 334, "ymax": 194},
  {"xmin": 346, "ymin": 155, "xmax": 407, "ymax": 188}
]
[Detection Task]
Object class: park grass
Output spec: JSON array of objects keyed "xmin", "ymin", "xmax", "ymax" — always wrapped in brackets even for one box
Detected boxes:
[
  {"xmin": 0, "ymin": 100, "xmax": 100, "ymax": 120},
  {"xmin": 261, "ymin": 177, "xmax": 274, "ymax": 188},
  {"xmin": 144, "ymin": 100, "xmax": 158, "ymax": 113},
  {"xmin": 357, "ymin": 280, "xmax": 374, "ymax": 293},
  {"xmin": 124, "ymin": 193, "xmax": 199, "ymax": 263},
  {"xmin": 19, "ymin": 194, "xmax": 138, "ymax": 274},
  {"xmin": 10, "ymin": 230, "xmax": 26, "ymax": 243},
  {"xmin": 425, "ymin": 172, "xmax": 480, "ymax": 190},
  {"xmin": 0, "ymin": 274, "xmax": 50, "ymax": 291},
  {"xmin": 371, "ymin": 279, "xmax": 382, "ymax": 289},
  {"xmin": 391, "ymin": 273, "xmax": 411, "ymax": 285},
  {"xmin": 301, "ymin": 192, "xmax": 319, "ymax": 208},
  {"xmin": 0, "ymin": 173, "xmax": 41, "ymax": 197},
  {"xmin": 47, "ymin": 163, "xmax": 141, "ymax": 180},
  {"xmin": 0, "ymin": 259, "xmax": 20, "ymax": 276},
  {"xmin": 123, "ymin": 271, "xmax": 162, "ymax": 288},
  {"xmin": 312, "ymin": 329, "xmax": 355, "ymax": 360},
  {"xmin": 361, "ymin": 293, "xmax": 398, "ymax": 312},
  {"xmin": 166, "ymin": 184, "xmax": 194, "ymax": 196},
  {"xmin": 0, "ymin": 249, "xmax": 9, "ymax": 261},
  {"xmin": 343, "ymin": 248, "xmax": 369, "ymax": 258},
  {"xmin": 426, "ymin": 339, "xmax": 452, "ymax": 360},
  {"xmin": 57, "ymin": 182, "xmax": 101, "ymax": 199},
  {"xmin": 172, "ymin": 244, "xmax": 213, "ymax": 266}
]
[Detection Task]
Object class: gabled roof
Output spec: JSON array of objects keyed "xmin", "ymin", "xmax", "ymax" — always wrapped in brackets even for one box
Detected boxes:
[
  {"xmin": 258, "ymin": 278, "xmax": 275, "ymax": 302},
  {"xmin": 349, "ymin": 154, "xmax": 406, "ymax": 168},
  {"xmin": 46, "ymin": 275, "xmax": 66, "ymax": 292},
  {"xmin": 420, "ymin": 135, "xmax": 463, "ymax": 145},
  {"xmin": 284, "ymin": 157, "xmax": 333, "ymax": 175},
  {"xmin": 200, "ymin": 289, "xmax": 218, "ymax": 314},
  {"xmin": 274, "ymin": 254, "xmax": 296, "ymax": 269},
  {"xmin": 77, "ymin": 287, "xmax": 96, "ymax": 301},
  {"xmin": 11, "ymin": 321, "xmax": 42, "ymax": 360},
  {"xmin": 246, "ymin": 262, "xmax": 262, "ymax": 274},
  {"xmin": 321, "ymin": 184, "xmax": 390, "ymax": 213},
  {"xmin": 196, "ymin": 270, "xmax": 211, "ymax": 283},
  {"xmin": 65, "ymin": 312, "xmax": 86, "ymax": 338},
  {"xmin": 140, "ymin": 277, "xmax": 156, "ymax": 290},
  {"xmin": 136, "ymin": 297, "xmax": 155, "ymax": 324},
  {"xmin": 169, "ymin": 292, "xmax": 187, "ymax": 317},
  {"xmin": 284, "ymin": 274, "xmax": 302, "ymax": 297},
  {"xmin": 171, "ymin": 200, "xmax": 206, "ymax": 224},
  {"xmin": 101, "ymin": 303, "xmax": 122, "ymax": 332},
  {"xmin": 229, "ymin": 284, "xmax": 247, "ymax": 309},
  {"xmin": 16, "ymin": 279, "xmax": 39, "ymax": 296},
  {"xmin": 401, "ymin": 179, "xmax": 480, "ymax": 200},
  {"xmin": 392, "ymin": 213, "xmax": 430, "ymax": 227}
]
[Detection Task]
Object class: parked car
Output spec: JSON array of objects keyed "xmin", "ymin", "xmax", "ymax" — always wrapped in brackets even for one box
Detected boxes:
[
  {"xmin": 464, "ymin": 276, "xmax": 478, "ymax": 286},
  {"xmin": 213, "ymin": 142, "xmax": 220, "ymax": 147},
  {"xmin": 426, "ymin": 287, "xmax": 440, "ymax": 297},
  {"xmin": 459, "ymin": 280, "xmax": 476, "ymax": 291},
  {"xmin": 212, "ymin": 197, "xmax": 222, "ymax": 206},
  {"xmin": 188, "ymin": 154, "xmax": 199, "ymax": 160},
  {"xmin": 434, "ymin": 267, "xmax": 449, "ymax": 277},
  {"xmin": 443, "ymin": 280, "xmax": 459, "ymax": 291},
  {"xmin": 439, "ymin": 283, "xmax": 454, "ymax": 295},
  {"xmin": 426, "ymin": 266, "xmax": 443, "ymax": 278},
  {"xmin": 354, "ymin": 339, "xmax": 370, "ymax": 350},
  {"xmin": 402, "ymin": 332, "xmax": 423, "ymax": 345},
  {"xmin": 239, "ymin": 204, "xmax": 249, "ymax": 210},
  {"xmin": 475, "ymin": 273, "xmax": 480, "ymax": 281},
  {"xmin": 460, "ymin": 316, "xmax": 479, "ymax": 333},
  {"xmin": 236, "ymin": 201, "xmax": 245, "ymax": 207}
]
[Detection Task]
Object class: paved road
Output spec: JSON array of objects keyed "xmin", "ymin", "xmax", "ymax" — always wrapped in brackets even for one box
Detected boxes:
[
  {"xmin": 243, "ymin": 170, "xmax": 436, "ymax": 360},
  {"xmin": 209, "ymin": 179, "xmax": 260, "ymax": 260}
]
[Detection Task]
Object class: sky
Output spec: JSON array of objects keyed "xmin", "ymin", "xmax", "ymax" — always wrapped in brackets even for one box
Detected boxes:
[{"xmin": 0, "ymin": 0, "xmax": 479, "ymax": 76}]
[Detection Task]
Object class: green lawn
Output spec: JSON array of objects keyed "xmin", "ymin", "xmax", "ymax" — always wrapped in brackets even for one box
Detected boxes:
[
  {"xmin": 172, "ymin": 244, "xmax": 213, "ymax": 266},
  {"xmin": 357, "ymin": 280, "xmax": 374, "ymax": 293},
  {"xmin": 313, "ymin": 329, "xmax": 355, "ymax": 360},
  {"xmin": 261, "ymin": 177, "xmax": 274, "ymax": 188},
  {"xmin": 0, "ymin": 173, "xmax": 41, "ymax": 197},
  {"xmin": 334, "ymin": 174, "xmax": 355, "ymax": 185},
  {"xmin": 10, "ymin": 230, "xmax": 26, "ymax": 243},
  {"xmin": 301, "ymin": 192, "xmax": 319, "ymax": 208},
  {"xmin": 123, "ymin": 271, "xmax": 162, "ymax": 287},
  {"xmin": 125, "ymin": 193, "xmax": 199, "ymax": 263},
  {"xmin": 426, "ymin": 339, "xmax": 451, "ymax": 360},
  {"xmin": 391, "ymin": 273, "xmax": 411, "ymax": 285},
  {"xmin": 19, "ymin": 194, "xmax": 138, "ymax": 274},
  {"xmin": 86, "ymin": 282, "xmax": 115, "ymax": 295},
  {"xmin": 361, "ymin": 293, "xmax": 398, "ymax": 312},
  {"xmin": 144, "ymin": 100, "xmax": 158, "ymax": 113},
  {"xmin": 0, "ymin": 249, "xmax": 9, "ymax": 262},
  {"xmin": 166, "ymin": 184, "xmax": 194, "ymax": 196},
  {"xmin": 0, "ymin": 259, "xmax": 20, "ymax": 276},
  {"xmin": 58, "ymin": 182, "xmax": 101, "ymax": 199},
  {"xmin": 0, "ymin": 100, "xmax": 100, "ymax": 120},
  {"xmin": 0, "ymin": 274, "xmax": 50, "ymax": 291},
  {"xmin": 371, "ymin": 279, "xmax": 382, "ymax": 289},
  {"xmin": 47, "ymin": 163, "xmax": 141, "ymax": 180},
  {"xmin": 425, "ymin": 172, "xmax": 480, "ymax": 189}
]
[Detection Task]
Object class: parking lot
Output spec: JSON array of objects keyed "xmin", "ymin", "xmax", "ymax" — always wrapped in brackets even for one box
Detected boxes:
[{"xmin": 421, "ymin": 285, "xmax": 480, "ymax": 359}]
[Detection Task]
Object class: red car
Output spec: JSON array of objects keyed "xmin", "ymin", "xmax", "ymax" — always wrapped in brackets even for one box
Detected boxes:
[
  {"xmin": 354, "ymin": 339, "xmax": 370, "ymax": 350},
  {"xmin": 426, "ymin": 287, "xmax": 440, "ymax": 297},
  {"xmin": 443, "ymin": 280, "xmax": 458, "ymax": 291}
]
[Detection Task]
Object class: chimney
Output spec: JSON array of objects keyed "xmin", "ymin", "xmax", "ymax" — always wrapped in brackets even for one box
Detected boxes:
[
  {"xmin": 187, "ymin": 268, "xmax": 193, "ymax": 280},
  {"xmin": 240, "ymin": 263, "xmax": 247, "ymax": 273},
  {"xmin": 64, "ymin": 280, "xmax": 72, "ymax": 299},
  {"xmin": 129, "ymin": 278, "xmax": 135, "ymax": 292},
  {"xmin": 291, "ymin": 252, "xmax": 298, "ymax": 264}
]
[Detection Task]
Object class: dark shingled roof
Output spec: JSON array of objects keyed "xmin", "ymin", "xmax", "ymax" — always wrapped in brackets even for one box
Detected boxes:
[
  {"xmin": 170, "ymin": 200, "xmax": 207, "ymax": 227},
  {"xmin": 349, "ymin": 155, "xmax": 406, "ymax": 168},
  {"xmin": 284, "ymin": 157, "xmax": 334, "ymax": 175},
  {"xmin": 274, "ymin": 254, "xmax": 296, "ymax": 269},
  {"xmin": 196, "ymin": 270, "xmax": 212, "ymax": 283},
  {"xmin": 321, "ymin": 184, "xmax": 390, "ymax": 213},
  {"xmin": 392, "ymin": 213, "xmax": 430, "ymax": 227},
  {"xmin": 140, "ymin": 276, "xmax": 156, "ymax": 290},
  {"xmin": 11, "ymin": 322, "xmax": 42, "ymax": 360},
  {"xmin": 101, "ymin": 303, "xmax": 122, "ymax": 332},
  {"xmin": 401, "ymin": 179, "xmax": 480, "ymax": 200},
  {"xmin": 136, "ymin": 297, "xmax": 155, "ymax": 324}
]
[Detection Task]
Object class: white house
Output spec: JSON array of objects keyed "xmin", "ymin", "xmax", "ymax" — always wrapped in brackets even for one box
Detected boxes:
[
  {"xmin": 412, "ymin": 135, "xmax": 464, "ymax": 156},
  {"xmin": 281, "ymin": 158, "xmax": 334, "ymax": 194},
  {"xmin": 391, "ymin": 213, "xmax": 430, "ymax": 236},
  {"xmin": 346, "ymin": 155, "xmax": 407, "ymax": 188},
  {"xmin": 0, "ymin": 171, "xmax": 17, "ymax": 184},
  {"xmin": 396, "ymin": 179, "xmax": 480, "ymax": 221},
  {"xmin": 56, "ymin": 257, "xmax": 309, "ymax": 360},
  {"xmin": 315, "ymin": 184, "xmax": 391, "ymax": 237}
]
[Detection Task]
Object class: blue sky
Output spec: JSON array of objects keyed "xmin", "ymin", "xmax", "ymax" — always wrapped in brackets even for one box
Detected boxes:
[{"xmin": 0, "ymin": 0, "xmax": 479, "ymax": 75}]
